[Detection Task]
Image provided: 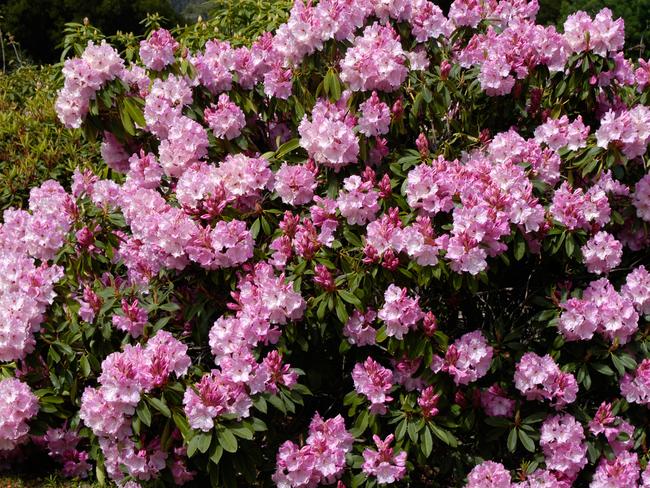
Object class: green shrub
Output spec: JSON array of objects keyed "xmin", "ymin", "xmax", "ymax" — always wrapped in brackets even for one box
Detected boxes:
[{"xmin": 0, "ymin": 65, "xmax": 100, "ymax": 210}]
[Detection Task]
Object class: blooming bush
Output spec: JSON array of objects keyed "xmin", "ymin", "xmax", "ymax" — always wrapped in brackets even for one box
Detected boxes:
[{"xmin": 1, "ymin": 0, "xmax": 650, "ymax": 486}]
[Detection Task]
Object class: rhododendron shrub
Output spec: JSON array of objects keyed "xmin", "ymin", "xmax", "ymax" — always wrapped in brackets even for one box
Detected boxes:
[{"xmin": 2, "ymin": 0, "xmax": 650, "ymax": 486}]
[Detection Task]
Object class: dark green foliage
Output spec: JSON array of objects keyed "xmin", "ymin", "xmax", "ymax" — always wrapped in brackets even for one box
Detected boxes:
[{"xmin": 0, "ymin": 0, "xmax": 184, "ymax": 63}]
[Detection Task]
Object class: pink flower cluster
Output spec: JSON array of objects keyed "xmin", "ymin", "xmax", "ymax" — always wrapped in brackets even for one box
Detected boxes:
[
  {"xmin": 273, "ymin": 413, "xmax": 353, "ymax": 487},
  {"xmin": 431, "ymin": 330, "xmax": 493, "ymax": 385},
  {"xmin": 272, "ymin": 163, "xmax": 317, "ymax": 206},
  {"xmin": 0, "ymin": 180, "xmax": 71, "ymax": 361},
  {"xmin": 534, "ymin": 115, "xmax": 590, "ymax": 151},
  {"xmin": 183, "ymin": 370, "xmax": 252, "ymax": 431},
  {"xmin": 558, "ymin": 277, "xmax": 639, "ymax": 344},
  {"xmin": 466, "ymin": 461, "xmax": 513, "ymax": 488},
  {"xmin": 357, "ymin": 92, "xmax": 391, "ymax": 137},
  {"xmin": 158, "ymin": 116, "xmax": 209, "ymax": 178},
  {"xmin": 352, "ymin": 357, "xmax": 394, "ymax": 414},
  {"xmin": 589, "ymin": 402, "xmax": 634, "ymax": 455},
  {"xmin": 340, "ymin": 23, "xmax": 408, "ymax": 92},
  {"xmin": 143, "ymin": 75, "xmax": 193, "ymax": 139},
  {"xmin": 42, "ymin": 427, "xmax": 91, "ymax": 478},
  {"xmin": 199, "ymin": 263, "xmax": 303, "ymax": 427},
  {"xmin": 55, "ymin": 41, "xmax": 124, "ymax": 128},
  {"xmin": 139, "ymin": 28, "xmax": 179, "ymax": 71},
  {"xmin": 112, "ymin": 298, "xmax": 148, "ymax": 338},
  {"xmin": 591, "ymin": 451, "xmax": 640, "ymax": 487},
  {"xmin": 540, "ymin": 414, "xmax": 587, "ymax": 482},
  {"xmin": 299, "ymin": 96, "xmax": 359, "ymax": 168},
  {"xmin": 620, "ymin": 359, "xmax": 650, "ymax": 406},
  {"xmin": 622, "ymin": 265, "xmax": 650, "ymax": 315},
  {"xmin": 362, "ymin": 434, "xmax": 407, "ymax": 485},
  {"xmin": 581, "ymin": 231, "xmax": 622, "ymax": 274},
  {"xmin": 633, "ymin": 174, "xmax": 650, "ymax": 221},
  {"xmin": 480, "ymin": 384, "xmax": 515, "ymax": 418},
  {"xmin": 80, "ymin": 331, "xmax": 190, "ymax": 481},
  {"xmin": 514, "ymin": 352, "xmax": 578, "ymax": 407},
  {"xmin": 596, "ymin": 106, "xmax": 650, "ymax": 159},
  {"xmin": 204, "ymin": 93, "xmax": 246, "ymax": 140},
  {"xmin": 377, "ymin": 284, "xmax": 423, "ymax": 339},
  {"xmin": 550, "ymin": 182, "xmax": 610, "ymax": 231},
  {"xmin": 405, "ymin": 140, "xmax": 545, "ymax": 274},
  {"xmin": 343, "ymin": 309, "xmax": 377, "ymax": 346},
  {"xmin": 563, "ymin": 8, "xmax": 625, "ymax": 56},
  {"xmin": 0, "ymin": 378, "xmax": 38, "ymax": 451},
  {"xmin": 457, "ymin": 21, "xmax": 569, "ymax": 96},
  {"xmin": 364, "ymin": 209, "xmax": 441, "ymax": 268},
  {"xmin": 337, "ymin": 175, "xmax": 380, "ymax": 225}
]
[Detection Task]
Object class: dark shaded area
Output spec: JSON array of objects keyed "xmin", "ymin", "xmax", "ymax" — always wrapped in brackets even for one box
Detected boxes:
[{"xmin": 0, "ymin": 0, "xmax": 185, "ymax": 63}]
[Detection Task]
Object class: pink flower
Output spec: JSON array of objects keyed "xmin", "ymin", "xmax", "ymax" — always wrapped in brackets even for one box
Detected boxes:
[
  {"xmin": 480, "ymin": 384, "xmax": 515, "ymax": 417},
  {"xmin": 340, "ymin": 23, "xmax": 408, "ymax": 92},
  {"xmin": 337, "ymin": 175, "xmax": 379, "ymax": 226},
  {"xmin": 564, "ymin": 8, "xmax": 625, "ymax": 57},
  {"xmin": 0, "ymin": 378, "xmax": 38, "ymax": 451},
  {"xmin": 352, "ymin": 357, "xmax": 394, "ymax": 414},
  {"xmin": 343, "ymin": 309, "xmax": 377, "ymax": 346},
  {"xmin": 418, "ymin": 386, "xmax": 440, "ymax": 418},
  {"xmin": 620, "ymin": 359, "xmax": 650, "ymax": 406},
  {"xmin": 158, "ymin": 116, "xmax": 209, "ymax": 178},
  {"xmin": 632, "ymin": 174, "xmax": 650, "ymax": 222},
  {"xmin": 622, "ymin": 265, "xmax": 650, "ymax": 315},
  {"xmin": 514, "ymin": 352, "xmax": 578, "ymax": 407},
  {"xmin": 362, "ymin": 434, "xmax": 407, "ymax": 484},
  {"xmin": 272, "ymin": 163, "xmax": 317, "ymax": 206},
  {"xmin": 139, "ymin": 28, "xmax": 178, "ymax": 71},
  {"xmin": 581, "ymin": 231, "xmax": 622, "ymax": 274},
  {"xmin": 434, "ymin": 330, "xmax": 494, "ymax": 385},
  {"xmin": 183, "ymin": 370, "xmax": 252, "ymax": 431},
  {"xmin": 204, "ymin": 94, "xmax": 246, "ymax": 140},
  {"xmin": 357, "ymin": 92, "xmax": 391, "ymax": 137},
  {"xmin": 112, "ymin": 298, "xmax": 148, "ymax": 338},
  {"xmin": 591, "ymin": 451, "xmax": 639, "ymax": 487},
  {"xmin": 540, "ymin": 414, "xmax": 587, "ymax": 482},
  {"xmin": 377, "ymin": 284, "xmax": 423, "ymax": 339},
  {"xmin": 596, "ymin": 106, "xmax": 650, "ymax": 159},
  {"xmin": 466, "ymin": 461, "xmax": 512, "ymax": 488},
  {"xmin": 299, "ymin": 97, "xmax": 359, "ymax": 169},
  {"xmin": 190, "ymin": 39, "xmax": 234, "ymax": 94},
  {"xmin": 273, "ymin": 413, "xmax": 352, "ymax": 487}
]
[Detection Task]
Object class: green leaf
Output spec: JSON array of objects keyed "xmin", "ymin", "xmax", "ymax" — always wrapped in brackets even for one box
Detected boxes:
[
  {"xmin": 197, "ymin": 432, "xmax": 212, "ymax": 453},
  {"xmin": 513, "ymin": 236, "xmax": 526, "ymax": 261},
  {"xmin": 408, "ymin": 421, "xmax": 419, "ymax": 443},
  {"xmin": 430, "ymin": 424, "xmax": 458, "ymax": 447},
  {"xmin": 230, "ymin": 425, "xmax": 254, "ymax": 440},
  {"xmin": 80, "ymin": 355, "xmax": 91, "ymax": 377},
  {"xmin": 187, "ymin": 435, "xmax": 201, "ymax": 458},
  {"xmin": 136, "ymin": 402, "xmax": 152, "ymax": 427},
  {"xmin": 147, "ymin": 396, "xmax": 171, "ymax": 418},
  {"xmin": 335, "ymin": 297, "xmax": 349, "ymax": 323},
  {"xmin": 518, "ymin": 429, "xmax": 535, "ymax": 452},
  {"xmin": 275, "ymin": 137, "xmax": 300, "ymax": 159},
  {"xmin": 422, "ymin": 426, "xmax": 433, "ymax": 457},
  {"xmin": 507, "ymin": 428, "xmax": 518, "ymax": 452},
  {"xmin": 210, "ymin": 445, "xmax": 224, "ymax": 465},
  {"xmin": 338, "ymin": 289, "xmax": 362, "ymax": 308},
  {"xmin": 217, "ymin": 428, "xmax": 238, "ymax": 453}
]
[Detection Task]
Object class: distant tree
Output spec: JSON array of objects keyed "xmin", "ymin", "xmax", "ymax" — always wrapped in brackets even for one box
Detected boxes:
[{"xmin": 0, "ymin": 0, "xmax": 184, "ymax": 63}]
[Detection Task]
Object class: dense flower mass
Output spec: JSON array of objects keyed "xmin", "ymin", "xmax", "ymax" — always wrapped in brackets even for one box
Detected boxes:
[
  {"xmin": 0, "ymin": 378, "xmax": 38, "ymax": 451},
  {"xmin": 7, "ymin": 0, "xmax": 650, "ymax": 485}
]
